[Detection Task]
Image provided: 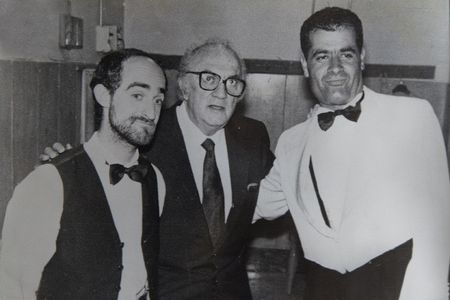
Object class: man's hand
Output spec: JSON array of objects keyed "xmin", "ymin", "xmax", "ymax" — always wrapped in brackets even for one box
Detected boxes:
[{"xmin": 39, "ymin": 143, "xmax": 72, "ymax": 162}]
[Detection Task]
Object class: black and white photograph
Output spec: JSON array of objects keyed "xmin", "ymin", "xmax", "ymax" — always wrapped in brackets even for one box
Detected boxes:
[{"xmin": 0, "ymin": 0, "xmax": 449, "ymax": 299}]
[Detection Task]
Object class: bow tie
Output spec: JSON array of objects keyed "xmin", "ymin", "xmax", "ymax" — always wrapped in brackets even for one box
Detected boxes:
[
  {"xmin": 109, "ymin": 163, "xmax": 149, "ymax": 185},
  {"xmin": 317, "ymin": 92, "xmax": 364, "ymax": 131}
]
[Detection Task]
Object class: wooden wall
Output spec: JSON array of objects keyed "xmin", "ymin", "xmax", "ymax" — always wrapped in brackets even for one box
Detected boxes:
[
  {"xmin": 163, "ymin": 66, "xmax": 450, "ymax": 249},
  {"xmin": 0, "ymin": 59, "xmax": 448, "ymax": 249},
  {"xmin": 0, "ymin": 60, "xmax": 93, "ymax": 229}
]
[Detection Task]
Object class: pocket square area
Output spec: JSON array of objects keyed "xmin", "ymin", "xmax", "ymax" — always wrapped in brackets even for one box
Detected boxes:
[{"xmin": 247, "ymin": 183, "xmax": 259, "ymax": 191}]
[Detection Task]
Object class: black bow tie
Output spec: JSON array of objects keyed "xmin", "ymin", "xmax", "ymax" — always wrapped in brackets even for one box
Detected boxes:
[
  {"xmin": 317, "ymin": 92, "xmax": 364, "ymax": 131},
  {"xmin": 109, "ymin": 163, "xmax": 149, "ymax": 185}
]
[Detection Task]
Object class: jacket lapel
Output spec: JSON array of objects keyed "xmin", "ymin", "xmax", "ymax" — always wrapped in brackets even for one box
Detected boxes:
[
  {"xmin": 214, "ymin": 119, "xmax": 251, "ymax": 249},
  {"xmin": 294, "ymin": 117, "xmax": 337, "ymax": 237}
]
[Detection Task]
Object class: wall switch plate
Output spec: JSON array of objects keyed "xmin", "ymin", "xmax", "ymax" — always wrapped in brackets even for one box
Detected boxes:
[{"xmin": 96, "ymin": 25, "xmax": 118, "ymax": 52}]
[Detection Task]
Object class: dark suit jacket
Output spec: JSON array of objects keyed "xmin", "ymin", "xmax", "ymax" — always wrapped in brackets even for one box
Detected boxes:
[{"xmin": 144, "ymin": 104, "xmax": 274, "ymax": 300}]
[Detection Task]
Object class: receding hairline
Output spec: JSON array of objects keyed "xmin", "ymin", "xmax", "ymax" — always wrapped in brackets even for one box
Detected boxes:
[
  {"xmin": 186, "ymin": 46, "xmax": 241, "ymax": 72},
  {"xmin": 188, "ymin": 45, "xmax": 240, "ymax": 70}
]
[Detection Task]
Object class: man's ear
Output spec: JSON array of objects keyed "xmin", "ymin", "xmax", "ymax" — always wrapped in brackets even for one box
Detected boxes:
[
  {"xmin": 360, "ymin": 48, "xmax": 366, "ymax": 70},
  {"xmin": 93, "ymin": 84, "xmax": 111, "ymax": 108},
  {"xmin": 177, "ymin": 77, "xmax": 190, "ymax": 101},
  {"xmin": 300, "ymin": 53, "xmax": 309, "ymax": 78}
]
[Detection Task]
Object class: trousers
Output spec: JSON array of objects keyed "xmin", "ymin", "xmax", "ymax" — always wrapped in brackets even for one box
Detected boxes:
[{"xmin": 304, "ymin": 239, "xmax": 413, "ymax": 300}]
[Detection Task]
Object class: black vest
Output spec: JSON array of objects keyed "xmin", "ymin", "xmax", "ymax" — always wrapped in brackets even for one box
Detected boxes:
[{"xmin": 37, "ymin": 147, "xmax": 159, "ymax": 300}]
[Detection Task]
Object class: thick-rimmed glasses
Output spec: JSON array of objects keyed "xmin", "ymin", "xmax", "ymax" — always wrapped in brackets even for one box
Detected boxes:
[{"xmin": 186, "ymin": 71, "xmax": 246, "ymax": 97}]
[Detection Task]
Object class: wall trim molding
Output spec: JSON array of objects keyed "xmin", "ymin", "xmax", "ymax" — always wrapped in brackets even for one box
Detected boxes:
[{"xmin": 148, "ymin": 53, "xmax": 435, "ymax": 79}]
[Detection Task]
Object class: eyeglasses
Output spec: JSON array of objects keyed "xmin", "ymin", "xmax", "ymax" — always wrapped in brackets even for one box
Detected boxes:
[{"xmin": 185, "ymin": 71, "xmax": 246, "ymax": 97}]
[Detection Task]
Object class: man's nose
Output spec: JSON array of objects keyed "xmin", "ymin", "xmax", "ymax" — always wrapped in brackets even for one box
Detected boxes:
[
  {"xmin": 143, "ymin": 100, "xmax": 156, "ymax": 119},
  {"xmin": 328, "ymin": 55, "xmax": 343, "ymax": 73},
  {"xmin": 212, "ymin": 81, "xmax": 228, "ymax": 99}
]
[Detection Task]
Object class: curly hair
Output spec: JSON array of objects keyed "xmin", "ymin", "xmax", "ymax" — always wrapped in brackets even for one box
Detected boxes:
[{"xmin": 300, "ymin": 7, "xmax": 363, "ymax": 57}]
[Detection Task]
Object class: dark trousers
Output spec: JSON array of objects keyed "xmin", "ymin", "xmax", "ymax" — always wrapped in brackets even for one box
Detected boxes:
[{"xmin": 304, "ymin": 239, "xmax": 413, "ymax": 300}]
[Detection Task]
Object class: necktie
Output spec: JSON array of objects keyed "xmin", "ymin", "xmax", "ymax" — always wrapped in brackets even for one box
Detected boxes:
[
  {"xmin": 201, "ymin": 138, "xmax": 225, "ymax": 248},
  {"xmin": 109, "ymin": 162, "xmax": 149, "ymax": 185},
  {"xmin": 317, "ymin": 92, "xmax": 364, "ymax": 131}
]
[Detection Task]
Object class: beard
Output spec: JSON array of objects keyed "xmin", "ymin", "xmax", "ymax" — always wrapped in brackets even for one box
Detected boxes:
[{"xmin": 109, "ymin": 109, "xmax": 156, "ymax": 147}]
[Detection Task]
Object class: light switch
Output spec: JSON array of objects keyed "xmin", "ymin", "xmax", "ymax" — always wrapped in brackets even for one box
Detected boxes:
[{"xmin": 96, "ymin": 25, "xmax": 118, "ymax": 53}]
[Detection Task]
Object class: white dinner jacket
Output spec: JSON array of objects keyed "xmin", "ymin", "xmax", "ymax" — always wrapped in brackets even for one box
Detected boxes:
[{"xmin": 256, "ymin": 86, "xmax": 450, "ymax": 300}]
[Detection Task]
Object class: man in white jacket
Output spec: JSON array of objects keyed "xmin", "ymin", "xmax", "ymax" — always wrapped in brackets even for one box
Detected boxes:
[{"xmin": 255, "ymin": 7, "xmax": 450, "ymax": 300}]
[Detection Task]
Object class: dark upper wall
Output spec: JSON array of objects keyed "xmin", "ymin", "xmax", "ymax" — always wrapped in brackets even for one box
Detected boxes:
[{"xmin": 124, "ymin": 0, "xmax": 449, "ymax": 82}]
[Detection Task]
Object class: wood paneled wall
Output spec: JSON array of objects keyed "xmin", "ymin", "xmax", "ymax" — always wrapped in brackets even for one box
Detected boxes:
[
  {"xmin": 163, "ymin": 69, "xmax": 450, "ymax": 249},
  {"xmin": 0, "ymin": 60, "xmax": 93, "ymax": 229},
  {"xmin": 0, "ymin": 61, "xmax": 448, "ymax": 248}
]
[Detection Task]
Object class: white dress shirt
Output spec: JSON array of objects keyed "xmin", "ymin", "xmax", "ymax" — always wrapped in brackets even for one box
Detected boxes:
[
  {"xmin": 303, "ymin": 93, "xmax": 362, "ymax": 229},
  {"xmin": 176, "ymin": 102, "xmax": 233, "ymax": 219},
  {"xmin": 0, "ymin": 133, "xmax": 166, "ymax": 300}
]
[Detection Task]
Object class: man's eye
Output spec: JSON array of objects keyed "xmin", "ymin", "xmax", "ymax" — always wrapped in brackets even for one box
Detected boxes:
[
  {"xmin": 204, "ymin": 75, "xmax": 216, "ymax": 82},
  {"xmin": 132, "ymin": 94, "xmax": 143, "ymax": 100},
  {"xmin": 315, "ymin": 55, "xmax": 328, "ymax": 62},
  {"xmin": 155, "ymin": 98, "xmax": 164, "ymax": 105},
  {"xmin": 228, "ymin": 79, "xmax": 237, "ymax": 86},
  {"xmin": 342, "ymin": 53, "xmax": 354, "ymax": 59}
]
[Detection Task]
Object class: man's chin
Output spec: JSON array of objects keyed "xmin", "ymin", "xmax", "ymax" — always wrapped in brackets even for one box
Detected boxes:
[
  {"xmin": 322, "ymin": 91, "xmax": 352, "ymax": 106},
  {"xmin": 125, "ymin": 128, "xmax": 155, "ymax": 147}
]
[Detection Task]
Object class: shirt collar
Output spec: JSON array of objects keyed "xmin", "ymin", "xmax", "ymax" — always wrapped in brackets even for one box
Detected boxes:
[
  {"xmin": 309, "ymin": 87, "xmax": 365, "ymax": 118},
  {"xmin": 84, "ymin": 132, "xmax": 140, "ymax": 167},
  {"xmin": 176, "ymin": 102, "xmax": 225, "ymax": 145}
]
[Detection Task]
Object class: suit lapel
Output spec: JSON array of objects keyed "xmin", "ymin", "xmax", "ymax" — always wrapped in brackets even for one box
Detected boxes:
[
  {"xmin": 225, "ymin": 121, "xmax": 250, "ymax": 211},
  {"xmin": 294, "ymin": 117, "xmax": 337, "ymax": 237},
  {"xmin": 214, "ymin": 119, "xmax": 250, "ymax": 249}
]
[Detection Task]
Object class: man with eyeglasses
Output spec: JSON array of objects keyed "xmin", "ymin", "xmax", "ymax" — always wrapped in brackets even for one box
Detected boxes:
[
  {"xmin": 145, "ymin": 39, "xmax": 274, "ymax": 299},
  {"xmin": 40, "ymin": 39, "xmax": 273, "ymax": 299}
]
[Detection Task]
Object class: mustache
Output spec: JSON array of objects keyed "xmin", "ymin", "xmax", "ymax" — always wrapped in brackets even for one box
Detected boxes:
[
  {"xmin": 130, "ymin": 115, "xmax": 155, "ymax": 126},
  {"xmin": 324, "ymin": 72, "xmax": 347, "ymax": 80}
]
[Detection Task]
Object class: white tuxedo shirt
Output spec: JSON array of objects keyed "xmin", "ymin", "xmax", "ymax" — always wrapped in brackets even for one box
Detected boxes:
[{"xmin": 255, "ymin": 87, "xmax": 450, "ymax": 300}]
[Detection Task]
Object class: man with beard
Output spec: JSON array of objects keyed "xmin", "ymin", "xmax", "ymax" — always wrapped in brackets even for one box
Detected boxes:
[
  {"xmin": 0, "ymin": 48, "xmax": 166, "ymax": 300},
  {"xmin": 40, "ymin": 40, "xmax": 274, "ymax": 299},
  {"xmin": 255, "ymin": 7, "xmax": 450, "ymax": 300}
]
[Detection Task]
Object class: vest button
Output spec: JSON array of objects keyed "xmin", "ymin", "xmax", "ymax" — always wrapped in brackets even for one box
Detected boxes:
[
  {"xmin": 118, "ymin": 265, "xmax": 124, "ymax": 270},
  {"xmin": 115, "ymin": 285, "xmax": 121, "ymax": 291},
  {"xmin": 120, "ymin": 242, "xmax": 124, "ymax": 248}
]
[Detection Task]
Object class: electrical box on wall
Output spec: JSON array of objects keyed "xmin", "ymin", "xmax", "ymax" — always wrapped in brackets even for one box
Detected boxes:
[
  {"xmin": 96, "ymin": 25, "xmax": 118, "ymax": 53},
  {"xmin": 59, "ymin": 14, "xmax": 83, "ymax": 49}
]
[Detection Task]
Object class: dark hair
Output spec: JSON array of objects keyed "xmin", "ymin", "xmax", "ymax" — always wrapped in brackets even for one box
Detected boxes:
[
  {"xmin": 300, "ymin": 7, "xmax": 363, "ymax": 57},
  {"xmin": 89, "ymin": 48, "xmax": 159, "ymax": 129},
  {"xmin": 90, "ymin": 48, "xmax": 154, "ymax": 93}
]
